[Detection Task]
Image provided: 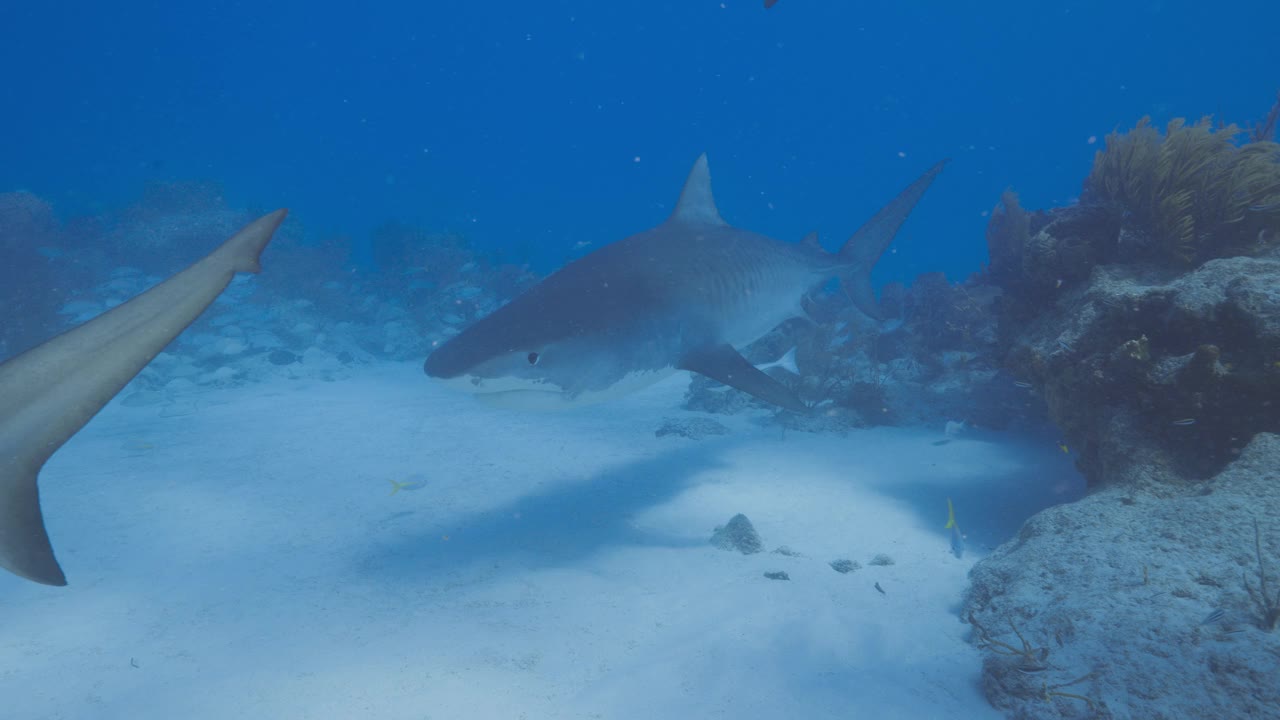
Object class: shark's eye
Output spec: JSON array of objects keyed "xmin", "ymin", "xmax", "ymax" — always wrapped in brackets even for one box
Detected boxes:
[{"xmin": 527, "ymin": 352, "xmax": 540, "ymax": 366}]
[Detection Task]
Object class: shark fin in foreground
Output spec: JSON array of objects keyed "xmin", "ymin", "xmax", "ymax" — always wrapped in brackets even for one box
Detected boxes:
[{"xmin": 0, "ymin": 209, "xmax": 288, "ymax": 586}]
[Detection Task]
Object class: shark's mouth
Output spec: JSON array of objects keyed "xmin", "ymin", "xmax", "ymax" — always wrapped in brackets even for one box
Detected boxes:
[
  {"xmin": 432, "ymin": 373, "xmax": 573, "ymax": 408},
  {"xmin": 473, "ymin": 389, "xmax": 575, "ymax": 410},
  {"xmin": 432, "ymin": 367, "xmax": 677, "ymax": 410}
]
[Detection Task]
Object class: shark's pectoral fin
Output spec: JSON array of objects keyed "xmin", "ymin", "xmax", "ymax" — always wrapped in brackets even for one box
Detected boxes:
[
  {"xmin": 679, "ymin": 344, "xmax": 807, "ymax": 414},
  {"xmin": 800, "ymin": 293, "xmax": 822, "ymax": 323},
  {"xmin": 0, "ymin": 461, "xmax": 65, "ymax": 586}
]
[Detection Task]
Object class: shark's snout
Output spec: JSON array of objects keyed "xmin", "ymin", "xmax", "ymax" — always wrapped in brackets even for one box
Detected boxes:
[
  {"xmin": 424, "ymin": 332, "xmax": 555, "ymax": 399},
  {"xmin": 422, "ymin": 347, "xmax": 456, "ymax": 379},
  {"xmin": 424, "ymin": 333, "xmax": 492, "ymax": 380}
]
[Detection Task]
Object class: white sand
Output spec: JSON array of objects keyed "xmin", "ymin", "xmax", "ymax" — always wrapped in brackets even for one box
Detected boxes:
[{"xmin": 0, "ymin": 363, "xmax": 1082, "ymax": 719}]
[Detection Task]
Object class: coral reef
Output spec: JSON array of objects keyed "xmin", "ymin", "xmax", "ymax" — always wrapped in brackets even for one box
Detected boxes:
[
  {"xmin": 996, "ymin": 250, "xmax": 1280, "ymax": 485},
  {"xmin": 1249, "ymin": 91, "xmax": 1280, "ymax": 143},
  {"xmin": 386, "ymin": 228, "xmax": 533, "ymax": 346},
  {"xmin": 1083, "ymin": 117, "xmax": 1280, "ymax": 267},
  {"xmin": 682, "ymin": 272, "xmax": 1044, "ymax": 433},
  {"xmin": 985, "ymin": 103, "xmax": 1280, "ymax": 487},
  {"xmin": 986, "ymin": 192, "xmax": 1119, "ymax": 314},
  {"xmin": 970, "ymin": 98, "xmax": 1280, "ymax": 718},
  {"xmin": 963, "ymin": 433, "xmax": 1280, "ymax": 720}
]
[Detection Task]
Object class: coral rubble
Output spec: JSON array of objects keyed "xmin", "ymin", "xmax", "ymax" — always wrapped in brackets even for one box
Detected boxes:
[
  {"xmin": 986, "ymin": 115, "xmax": 1280, "ymax": 486},
  {"xmin": 963, "ymin": 433, "xmax": 1280, "ymax": 719},
  {"xmin": 969, "ymin": 102, "xmax": 1280, "ymax": 719}
]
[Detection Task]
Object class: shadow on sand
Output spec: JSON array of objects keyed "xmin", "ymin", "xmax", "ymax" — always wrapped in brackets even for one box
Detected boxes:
[{"xmin": 356, "ymin": 439, "xmax": 736, "ymax": 582}]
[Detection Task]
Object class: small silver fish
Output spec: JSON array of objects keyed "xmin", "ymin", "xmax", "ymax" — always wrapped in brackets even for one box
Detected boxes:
[
  {"xmin": 1202, "ymin": 608, "xmax": 1225, "ymax": 625},
  {"xmin": 1057, "ymin": 339, "xmax": 1075, "ymax": 353},
  {"xmin": 1013, "ymin": 380, "xmax": 1032, "ymax": 389},
  {"xmin": 1171, "ymin": 418, "xmax": 1197, "ymax": 426}
]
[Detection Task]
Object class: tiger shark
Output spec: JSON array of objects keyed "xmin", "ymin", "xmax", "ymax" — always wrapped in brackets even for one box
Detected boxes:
[
  {"xmin": 424, "ymin": 155, "xmax": 945, "ymax": 411},
  {"xmin": 0, "ymin": 209, "xmax": 287, "ymax": 586}
]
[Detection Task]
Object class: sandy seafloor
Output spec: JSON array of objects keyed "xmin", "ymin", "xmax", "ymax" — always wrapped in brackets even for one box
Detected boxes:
[{"xmin": 0, "ymin": 363, "xmax": 1083, "ymax": 720}]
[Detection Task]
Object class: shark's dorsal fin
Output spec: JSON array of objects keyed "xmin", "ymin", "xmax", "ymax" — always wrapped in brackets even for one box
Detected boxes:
[
  {"xmin": 670, "ymin": 153, "xmax": 726, "ymax": 226},
  {"xmin": 800, "ymin": 231, "xmax": 823, "ymax": 253},
  {"xmin": 679, "ymin": 343, "xmax": 807, "ymax": 414}
]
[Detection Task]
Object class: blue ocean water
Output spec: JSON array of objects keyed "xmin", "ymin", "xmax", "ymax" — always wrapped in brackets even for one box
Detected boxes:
[
  {"xmin": 3, "ymin": 3, "xmax": 1279, "ymax": 719},
  {"xmin": 3, "ymin": 1, "xmax": 1274, "ymax": 283}
]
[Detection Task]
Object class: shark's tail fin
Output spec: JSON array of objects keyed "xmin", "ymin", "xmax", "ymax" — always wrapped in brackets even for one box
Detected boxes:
[
  {"xmin": 213, "ymin": 208, "xmax": 289, "ymax": 274},
  {"xmin": 0, "ymin": 461, "xmax": 65, "ymax": 585},
  {"xmin": 0, "ymin": 209, "xmax": 288, "ymax": 587},
  {"xmin": 837, "ymin": 160, "xmax": 948, "ymax": 319}
]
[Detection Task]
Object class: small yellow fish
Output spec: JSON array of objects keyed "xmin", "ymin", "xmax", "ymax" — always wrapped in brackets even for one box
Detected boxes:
[
  {"xmin": 388, "ymin": 479, "xmax": 416, "ymax": 496},
  {"xmin": 1057, "ymin": 441, "xmax": 1069, "ymax": 454},
  {"xmin": 387, "ymin": 474, "xmax": 427, "ymax": 495},
  {"xmin": 945, "ymin": 498, "xmax": 965, "ymax": 559}
]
